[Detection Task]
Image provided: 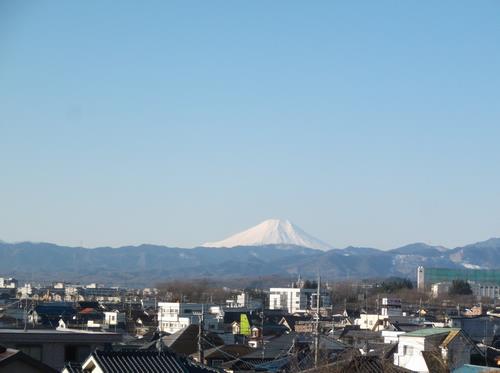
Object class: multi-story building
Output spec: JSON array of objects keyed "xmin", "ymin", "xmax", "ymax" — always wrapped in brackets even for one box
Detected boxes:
[
  {"xmin": 157, "ymin": 302, "xmax": 222, "ymax": 334},
  {"xmin": 0, "ymin": 277, "xmax": 18, "ymax": 289},
  {"xmin": 431, "ymin": 282, "xmax": 451, "ymax": 298},
  {"xmin": 381, "ymin": 298, "xmax": 402, "ymax": 317},
  {"xmin": 471, "ymin": 283, "xmax": 500, "ymax": 299},
  {"xmin": 269, "ymin": 287, "xmax": 331, "ymax": 314},
  {"xmin": 226, "ymin": 292, "xmax": 249, "ymax": 308},
  {"xmin": 418, "ymin": 267, "xmax": 500, "ymax": 299}
]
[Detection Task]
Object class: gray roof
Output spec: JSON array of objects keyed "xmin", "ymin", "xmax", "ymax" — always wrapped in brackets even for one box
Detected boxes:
[{"xmin": 89, "ymin": 349, "xmax": 221, "ymax": 373}]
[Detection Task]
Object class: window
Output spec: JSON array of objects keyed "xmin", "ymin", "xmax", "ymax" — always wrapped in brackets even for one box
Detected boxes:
[{"xmin": 403, "ymin": 345, "xmax": 413, "ymax": 355}]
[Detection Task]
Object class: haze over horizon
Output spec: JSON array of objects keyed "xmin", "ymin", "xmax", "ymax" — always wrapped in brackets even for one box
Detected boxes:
[{"xmin": 2, "ymin": 1, "xmax": 500, "ymax": 250}]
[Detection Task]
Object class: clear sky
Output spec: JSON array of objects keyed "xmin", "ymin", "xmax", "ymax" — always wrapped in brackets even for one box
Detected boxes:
[{"xmin": 1, "ymin": 1, "xmax": 500, "ymax": 250}]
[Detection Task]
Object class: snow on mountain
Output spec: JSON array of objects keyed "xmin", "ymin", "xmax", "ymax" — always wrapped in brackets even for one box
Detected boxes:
[{"xmin": 201, "ymin": 219, "xmax": 332, "ymax": 250}]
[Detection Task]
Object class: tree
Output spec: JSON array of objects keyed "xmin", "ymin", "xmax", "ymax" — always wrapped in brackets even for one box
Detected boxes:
[
  {"xmin": 380, "ymin": 277, "xmax": 413, "ymax": 293},
  {"xmin": 449, "ymin": 280, "xmax": 472, "ymax": 296},
  {"xmin": 156, "ymin": 279, "xmax": 235, "ymax": 303},
  {"xmin": 303, "ymin": 280, "xmax": 318, "ymax": 289}
]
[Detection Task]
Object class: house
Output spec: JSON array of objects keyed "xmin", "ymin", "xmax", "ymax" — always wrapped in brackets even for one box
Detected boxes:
[
  {"xmin": 223, "ymin": 309, "xmax": 253, "ymax": 333},
  {"xmin": 355, "ymin": 313, "xmax": 390, "ymax": 331},
  {"xmin": 449, "ymin": 316, "xmax": 500, "ymax": 345},
  {"xmin": 295, "ymin": 333, "xmax": 348, "ymax": 362},
  {"xmin": 143, "ymin": 324, "xmax": 224, "ymax": 356},
  {"xmin": 393, "ymin": 328, "xmax": 483, "ymax": 373},
  {"xmin": 103, "ymin": 310, "xmax": 125, "ymax": 329},
  {"xmin": 279, "ymin": 315, "xmax": 310, "ymax": 332},
  {"xmin": 61, "ymin": 361, "xmax": 83, "ymax": 373},
  {"xmin": 190, "ymin": 344, "xmax": 254, "ymax": 368},
  {"xmin": 220, "ymin": 332, "xmax": 299, "ymax": 372},
  {"xmin": 335, "ymin": 326, "xmax": 385, "ymax": 352},
  {"xmin": 0, "ymin": 345, "xmax": 58, "ymax": 373},
  {"xmin": 0, "ymin": 328, "xmax": 121, "ymax": 371},
  {"xmin": 32, "ymin": 302, "xmax": 76, "ymax": 327},
  {"xmin": 382, "ymin": 322, "xmax": 430, "ymax": 344},
  {"xmin": 305, "ymin": 354, "xmax": 413, "ymax": 373},
  {"xmin": 80, "ymin": 349, "xmax": 221, "ymax": 372}
]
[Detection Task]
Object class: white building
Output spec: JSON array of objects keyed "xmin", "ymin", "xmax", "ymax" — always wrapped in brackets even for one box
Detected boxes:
[
  {"xmin": 431, "ymin": 282, "xmax": 451, "ymax": 298},
  {"xmin": 226, "ymin": 292, "xmax": 249, "ymax": 308},
  {"xmin": 393, "ymin": 328, "xmax": 477, "ymax": 372},
  {"xmin": 381, "ymin": 298, "xmax": 403, "ymax": 317},
  {"xmin": 355, "ymin": 314, "xmax": 388, "ymax": 331},
  {"xmin": 103, "ymin": 311, "xmax": 125, "ymax": 329},
  {"xmin": 430, "ymin": 281, "xmax": 500, "ymax": 299},
  {"xmin": 0, "ymin": 277, "xmax": 17, "ymax": 289},
  {"xmin": 382, "ymin": 330, "xmax": 406, "ymax": 344},
  {"xmin": 471, "ymin": 283, "xmax": 500, "ymax": 299},
  {"xmin": 158, "ymin": 302, "xmax": 223, "ymax": 334},
  {"xmin": 355, "ymin": 298, "xmax": 402, "ymax": 331},
  {"xmin": 268, "ymin": 287, "xmax": 331, "ymax": 314},
  {"xmin": 269, "ymin": 287, "xmax": 315, "ymax": 314},
  {"xmin": 17, "ymin": 283, "xmax": 32, "ymax": 298}
]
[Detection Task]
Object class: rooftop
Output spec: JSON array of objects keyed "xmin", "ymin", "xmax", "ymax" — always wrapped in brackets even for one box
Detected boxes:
[
  {"xmin": 402, "ymin": 327, "xmax": 458, "ymax": 337},
  {"xmin": 0, "ymin": 328, "xmax": 117, "ymax": 335},
  {"xmin": 86, "ymin": 349, "xmax": 220, "ymax": 373}
]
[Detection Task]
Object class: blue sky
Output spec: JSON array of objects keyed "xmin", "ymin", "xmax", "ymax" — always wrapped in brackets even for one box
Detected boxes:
[{"xmin": 1, "ymin": 1, "xmax": 500, "ymax": 249}]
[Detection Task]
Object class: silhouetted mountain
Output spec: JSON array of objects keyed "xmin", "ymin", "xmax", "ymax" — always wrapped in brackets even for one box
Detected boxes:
[
  {"xmin": 1, "ymin": 238, "xmax": 500, "ymax": 286},
  {"xmin": 390, "ymin": 242, "xmax": 448, "ymax": 256},
  {"xmin": 448, "ymin": 238, "xmax": 500, "ymax": 269}
]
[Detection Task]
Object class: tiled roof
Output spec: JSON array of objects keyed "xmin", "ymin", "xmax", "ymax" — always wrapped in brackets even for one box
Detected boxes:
[
  {"xmin": 79, "ymin": 307, "xmax": 97, "ymax": 314},
  {"xmin": 89, "ymin": 349, "xmax": 221, "ymax": 373},
  {"xmin": 63, "ymin": 361, "xmax": 83, "ymax": 373},
  {"xmin": 0, "ymin": 345, "xmax": 58, "ymax": 372}
]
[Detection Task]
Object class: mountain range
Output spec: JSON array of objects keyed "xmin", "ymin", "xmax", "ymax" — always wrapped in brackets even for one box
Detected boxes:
[{"xmin": 1, "ymin": 237, "xmax": 500, "ymax": 287}]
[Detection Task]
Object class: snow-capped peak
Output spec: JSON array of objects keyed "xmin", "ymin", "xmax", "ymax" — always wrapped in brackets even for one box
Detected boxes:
[{"xmin": 201, "ymin": 219, "xmax": 332, "ymax": 250}]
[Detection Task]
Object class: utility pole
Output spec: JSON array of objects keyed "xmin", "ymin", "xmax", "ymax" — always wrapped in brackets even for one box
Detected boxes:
[
  {"xmin": 314, "ymin": 274, "xmax": 321, "ymax": 368},
  {"xmin": 376, "ymin": 295, "xmax": 380, "ymax": 331},
  {"xmin": 198, "ymin": 304, "xmax": 205, "ymax": 363},
  {"xmin": 23, "ymin": 297, "xmax": 28, "ymax": 332},
  {"xmin": 261, "ymin": 307, "xmax": 265, "ymax": 359}
]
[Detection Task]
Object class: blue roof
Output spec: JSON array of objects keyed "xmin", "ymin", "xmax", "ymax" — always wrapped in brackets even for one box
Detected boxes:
[{"xmin": 452, "ymin": 364, "xmax": 500, "ymax": 373}]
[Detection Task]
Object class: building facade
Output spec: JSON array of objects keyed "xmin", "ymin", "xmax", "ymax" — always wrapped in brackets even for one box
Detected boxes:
[
  {"xmin": 268, "ymin": 287, "xmax": 331, "ymax": 314},
  {"xmin": 157, "ymin": 302, "xmax": 222, "ymax": 334}
]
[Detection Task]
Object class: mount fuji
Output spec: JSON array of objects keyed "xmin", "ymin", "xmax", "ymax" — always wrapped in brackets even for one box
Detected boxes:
[{"xmin": 201, "ymin": 219, "xmax": 333, "ymax": 250}]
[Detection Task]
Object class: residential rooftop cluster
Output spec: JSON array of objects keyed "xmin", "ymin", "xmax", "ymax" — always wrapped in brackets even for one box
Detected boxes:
[{"xmin": 1, "ymin": 270, "xmax": 500, "ymax": 372}]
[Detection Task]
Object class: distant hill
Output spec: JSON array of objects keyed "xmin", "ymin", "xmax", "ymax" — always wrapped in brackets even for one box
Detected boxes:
[{"xmin": 1, "ymin": 238, "xmax": 500, "ymax": 287}]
